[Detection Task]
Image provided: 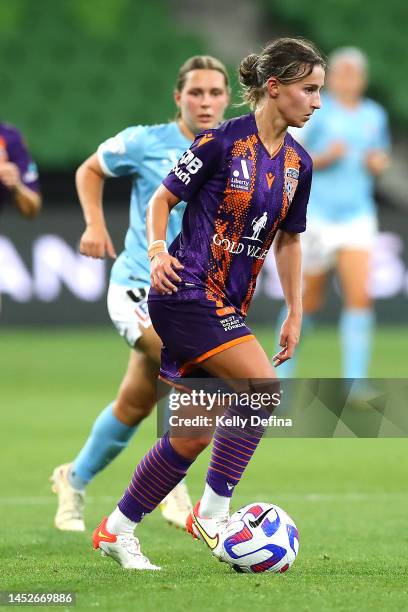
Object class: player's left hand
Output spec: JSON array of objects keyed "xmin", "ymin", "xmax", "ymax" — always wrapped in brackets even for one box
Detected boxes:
[
  {"xmin": 0, "ymin": 162, "xmax": 21, "ymax": 189},
  {"xmin": 272, "ymin": 313, "xmax": 302, "ymax": 367}
]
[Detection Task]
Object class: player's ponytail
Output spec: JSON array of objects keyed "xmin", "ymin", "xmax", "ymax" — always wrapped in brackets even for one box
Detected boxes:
[
  {"xmin": 239, "ymin": 37, "xmax": 326, "ymax": 109},
  {"xmin": 238, "ymin": 53, "xmax": 264, "ymax": 109},
  {"xmin": 239, "ymin": 54, "xmax": 261, "ymax": 88}
]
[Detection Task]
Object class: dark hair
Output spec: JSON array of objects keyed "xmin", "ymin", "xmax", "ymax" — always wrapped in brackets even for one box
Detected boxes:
[
  {"xmin": 175, "ymin": 55, "xmax": 230, "ymax": 92},
  {"xmin": 239, "ymin": 37, "xmax": 326, "ymax": 109}
]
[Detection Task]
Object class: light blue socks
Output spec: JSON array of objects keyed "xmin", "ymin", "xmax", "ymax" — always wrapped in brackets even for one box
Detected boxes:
[
  {"xmin": 69, "ymin": 403, "xmax": 137, "ymax": 490},
  {"xmin": 340, "ymin": 308, "xmax": 374, "ymax": 378}
]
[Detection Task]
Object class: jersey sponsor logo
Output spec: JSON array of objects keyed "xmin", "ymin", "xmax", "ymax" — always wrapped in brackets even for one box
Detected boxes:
[
  {"xmin": 219, "ymin": 314, "xmax": 246, "ymax": 331},
  {"xmin": 266, "ymin": 172, "xmax": 275, "ymax": 189},
  {"xmin": 230, "ymin": 157, "xmax": 253, "ymax": 192},
  {"xmin": 197, "ymin": 133, "xmax": 215, "ymax": 147},
  {"xmin": 212, "ymin": 232, "xmax": 268, "ymax": 260},
  {"xmin": 172, "ymin": 149, "xmax": 203, "ymax": 185},
  {"xmin": 243, "ymin": 212, "xmax": 268, "ymax": 242},
  {"xmin": 285, "ymin": 167, "xmax": 299, "ymax": 203}
]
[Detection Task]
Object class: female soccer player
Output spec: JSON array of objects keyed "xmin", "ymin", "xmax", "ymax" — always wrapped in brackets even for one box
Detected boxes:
[
  {"xmin": 0, "ymin": 122, "xmax": 41, "ymax": 313},
  {"xmin": 93, "ymin": 38, "xmax": 325, "ymax": 570},
  {"xmin": 275, "ymin": 48, "xmax": 390, "ymax": 382},
  {"xmin": 51, "ymin": 56, "xmax": 230, "ymax": 532}
]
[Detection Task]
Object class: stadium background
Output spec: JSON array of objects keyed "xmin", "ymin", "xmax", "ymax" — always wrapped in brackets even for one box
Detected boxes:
[
  {"xmin": 1, "ymin": 1, "xmax": 407, "ymax": 610},
  {"xmin": 1, "ymin": 0, "xmax": 408, "ymax": 327}
]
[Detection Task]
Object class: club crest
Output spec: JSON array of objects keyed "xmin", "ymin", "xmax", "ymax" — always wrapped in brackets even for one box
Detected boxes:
[{"xmin": 285, "ymin": 167, "xmax": 299, "ymax": 204}]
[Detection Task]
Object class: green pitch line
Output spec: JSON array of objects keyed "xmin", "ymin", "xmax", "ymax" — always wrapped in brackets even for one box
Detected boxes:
[{"xmin": 0, "ymin": 327, "xmax": 407, "ymax": 611}]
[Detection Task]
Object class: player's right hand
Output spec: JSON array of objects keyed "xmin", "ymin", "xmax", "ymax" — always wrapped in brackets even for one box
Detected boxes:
[
  {"xmin": 79, "ymin": 224, "xmax": 117, "ymax": 259},
  {"xmin": 150, "ymin": 252, "xmax": 184, "ymax": 295}
]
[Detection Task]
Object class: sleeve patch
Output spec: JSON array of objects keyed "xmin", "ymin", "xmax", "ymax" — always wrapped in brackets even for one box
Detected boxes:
[{"xmin": 172, "ymin": 149, "xmax": 203, "ymax": 185}]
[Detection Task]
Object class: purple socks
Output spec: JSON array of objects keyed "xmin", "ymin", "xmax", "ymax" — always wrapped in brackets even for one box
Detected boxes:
[
  {"xmin": 206, "ymin": 404, "xmax": 266, "ymax": 497},
  {"xmin": 118, "ymin": 432, "xmax": 193, "ymax": 522}
]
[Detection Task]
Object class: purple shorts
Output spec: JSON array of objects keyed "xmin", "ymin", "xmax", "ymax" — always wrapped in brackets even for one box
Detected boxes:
[{"xmin": 148, "ymin": 297, "xmax": 254, "ymax": 382}]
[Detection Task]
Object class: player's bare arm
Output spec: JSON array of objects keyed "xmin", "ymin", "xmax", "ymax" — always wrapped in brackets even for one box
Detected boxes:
[
  {"xmin": 147, "ymin": 184, "xmax": 184, "ymax": 295},
  {"xmin": 0, "ymin": 161, "xmax": 41, "ymax": 218},
  {"xmin": 76, "ymin": 153, "xmax": 116, "ymax": 259},
  {"xmin": 272, "ymin": 230, "xmax": 302, "ymax": 366}
]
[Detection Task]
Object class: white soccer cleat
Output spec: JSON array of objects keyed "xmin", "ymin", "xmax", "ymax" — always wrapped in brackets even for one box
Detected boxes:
[
  {"xmin": 186, "ymin": 501, "xmax": 229, "ymax": 560},
  {"xmin": 160, "ymin": 481, "xmax": 193, "ymax": 529},
  {"xmin": 50, "ymin": 463, "xmax": 85, "ymax": 532},
  {"xmin": 93, "ymin": 518, "xmax": 160, "ymax": 571}
]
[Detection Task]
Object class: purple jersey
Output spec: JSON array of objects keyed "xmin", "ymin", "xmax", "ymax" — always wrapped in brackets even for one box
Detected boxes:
[
  {"xmin": 0, "ymin": 124, "xmax": 40, "ymax": 210},
  {"xmin": 160, "ymin": 113, "xmax": 312, "ymax": 318}
]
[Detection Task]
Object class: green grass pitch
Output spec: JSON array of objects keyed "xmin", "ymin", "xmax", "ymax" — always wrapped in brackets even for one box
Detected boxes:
[{"xmin": 1, "ymin": 326, "xmax": 407, "ymax": 611}]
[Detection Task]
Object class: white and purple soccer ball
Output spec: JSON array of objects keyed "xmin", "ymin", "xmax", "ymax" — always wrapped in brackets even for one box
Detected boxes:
[{"xmin": 220, "ymin": 502, "xmax": 299, "ymax": 574}]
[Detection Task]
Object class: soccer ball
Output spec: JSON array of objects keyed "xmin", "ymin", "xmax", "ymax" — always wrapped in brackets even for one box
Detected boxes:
[{"xmin": 220, "ymin": 502, "xmax": 299, "ymax": 574}]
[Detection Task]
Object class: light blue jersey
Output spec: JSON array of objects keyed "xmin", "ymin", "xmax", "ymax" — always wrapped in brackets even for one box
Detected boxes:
[
  {"xmin": 293, "ymin": 93, "xmax": 390, "ymax": 222},
  {"xmin": 97, "ymin": 122, "xmax": 191, "ymax": 286}
]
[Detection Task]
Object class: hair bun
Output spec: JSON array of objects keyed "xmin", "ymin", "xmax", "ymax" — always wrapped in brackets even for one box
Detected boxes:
[{"xmin": 239, "ymin": 53, "xmax": 260, "ymax": 87}]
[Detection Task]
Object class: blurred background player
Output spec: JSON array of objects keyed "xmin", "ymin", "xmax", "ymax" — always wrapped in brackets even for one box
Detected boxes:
[
  {"xmin": 91, "ymin": 37, "xmax": 325, "ymax": 570},
  {"xmin": 0, "ymin": 122, "xmax": 41, "ymax": 218},
  {"xmin": 0, "ymin": 122, "xmax": 41, "ymax": 313},
  {"xmin": 275, "ymin": 47, "xmax": 390, "ymax": 381},
  {"xmin": 51, "ymin": 56, "xmax": 230, "ymax": 532}
]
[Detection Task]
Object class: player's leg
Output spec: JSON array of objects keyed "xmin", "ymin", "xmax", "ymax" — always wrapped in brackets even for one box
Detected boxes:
[
  {"xmin": 113, "ymin": 320, "xmax": 193, "ymax": 527},
  {"xmin": 134, "ymin": 325, "xmax": 194, "ymax": 527},
  {"xmin": 185, "ymin": 338, "xmax": 278, "ymax": 552},
  {"xmin": 337, "ymin": 247, "xmax": 374, "ymax": 379},
  {"xmin": 93, "ymin": 424, "xmax": 208, "ymax": 569}
]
